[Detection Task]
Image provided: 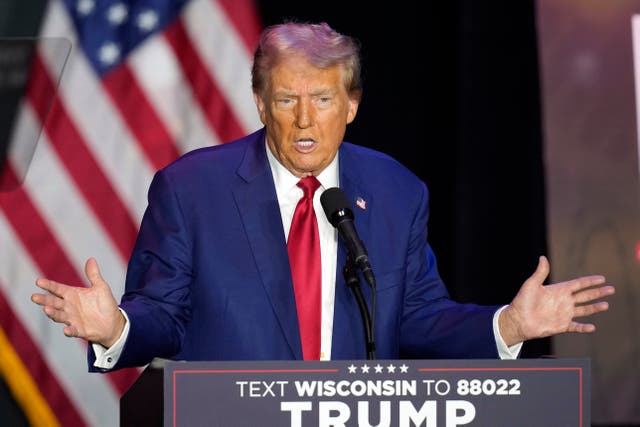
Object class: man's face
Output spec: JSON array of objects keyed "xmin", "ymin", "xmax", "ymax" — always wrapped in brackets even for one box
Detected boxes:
[{"xmin": 254, "ymin": 56, "xmax": 360, "ymax": 178}]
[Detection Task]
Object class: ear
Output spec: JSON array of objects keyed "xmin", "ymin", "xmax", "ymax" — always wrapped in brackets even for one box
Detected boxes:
[
  {"xmin": 253, "ymin": 92, "xmax": 267, "ymax": 125},
  {"xmin": 346, "ymin": 94, "xmax": 360, "ymax": 124}
]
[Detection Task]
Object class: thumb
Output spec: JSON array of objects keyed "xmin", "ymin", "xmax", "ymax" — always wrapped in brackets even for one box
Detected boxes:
[
  {"xmin": 526, "ymin": 255, "xmax": 550, "ymax": 287},
  {"xmin": 84, "ymin": 257, "xmax": 106, "ymax": 288}
]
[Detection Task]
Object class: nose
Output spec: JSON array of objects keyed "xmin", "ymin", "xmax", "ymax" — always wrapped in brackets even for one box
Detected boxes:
[{"xmin": 295, "ymin": 99, "xmax": 314, "ymax": 128}]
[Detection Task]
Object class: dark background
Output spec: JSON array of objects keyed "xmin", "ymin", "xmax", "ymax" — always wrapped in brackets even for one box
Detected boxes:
[{"xmin": 0, "ymin": 0, "xmax": 549, "ymax": 424}]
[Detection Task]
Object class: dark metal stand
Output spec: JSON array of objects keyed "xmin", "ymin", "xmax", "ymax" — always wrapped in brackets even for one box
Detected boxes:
[{"xmin": 342, "ymin": 256, "xmax": 376, "ymax": 360}]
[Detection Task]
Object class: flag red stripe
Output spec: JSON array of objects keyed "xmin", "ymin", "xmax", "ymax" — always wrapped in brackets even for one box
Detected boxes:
[
  {"xmin": 20, "ymin": 60, "xmax": 148, "ymax": 397},
  {"xmin": 0, "ymin": 167, "xmax": 85, "ymax": 286},
  {"xmin": 102, "ymin": 64, "xmax": 180, "ymax": 170},
  {"xmin": 28, "ymin": 54, "xmax": 138, "ymax": 262},
  {"xmin": 165, "ymin": 18, "xmax": 246, "ymax": 143},
  {"xmin": 0, "ymin": 287, "xmax": 87, "ymax": 426},
  {"xmin": 217, "ymin": 0, "xmax": 263, "ymax": 54},
  {"xmin": 0, "ymin": 165, "xmax": 21, "ymax": 192},
  {"xmin": 0, "ymin": 166, "xmax": 139, "ymax": 395},
  {"xmin": 3, "ymin": 3, "xmax": 265, "ymax": 424},
  {"xmin": 106, "ymin": 367, "xmax": 141, "ymax": 397}
]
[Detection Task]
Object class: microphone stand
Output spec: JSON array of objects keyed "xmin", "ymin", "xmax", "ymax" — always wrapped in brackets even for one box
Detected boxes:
[{"xmin": 342, "ymin": 255, "xmax": 376, "ymax": 360}]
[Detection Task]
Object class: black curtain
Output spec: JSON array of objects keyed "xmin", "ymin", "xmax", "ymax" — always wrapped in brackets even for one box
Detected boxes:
[{"xmin": 257, "ymin": 1, "xmax": 550, "ymax": 357}]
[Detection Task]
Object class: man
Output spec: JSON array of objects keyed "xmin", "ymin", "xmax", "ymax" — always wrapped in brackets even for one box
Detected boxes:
[{"xmin": 31, "ymin": 22, "xmax": 614, "ymax": 371}]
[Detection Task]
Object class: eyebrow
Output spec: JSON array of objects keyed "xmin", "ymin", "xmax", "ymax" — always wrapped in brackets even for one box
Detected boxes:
[{"xmin": 273, "ymin": 87, "xmax": 337, "ymax": 97}]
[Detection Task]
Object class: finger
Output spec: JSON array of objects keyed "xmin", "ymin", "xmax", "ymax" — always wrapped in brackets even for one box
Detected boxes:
[
  {"xmin": 573, "ymin": 285, "xmax": 615, "ymax": 304},
  {"xmin": 31, "ymin": 293, "xmax": 47, "ymax": 306},
  {"xmin": 36, "ymin": 294, "xmax": 66, "ymax": 311},
  {"xmin": 43, "ymin": 305, "xmax": 69, "ymax": 325},
  {"xmin": 63, "ymin": 325, "xmax": 79, "ymax": 338},
  {"xmin": 568, "ymin": 275, "xmax": 607, "ymax": 293},
  {"xmin": 84, "ymin": 257, "xmax": 105, "ymax": 288},
  {"xmin": 574, "ymin": 301, "xmax": 610, "ymax": 318},
  {"xmin": 31, "ymin": 292, "xmax": 63, "ymax": 309},
  {"xmin": 568, "ymin": 321, "xmax": 596, "ymax": 333},
  {"xmin": 526, "ymin": 255, "xmax": 550, "ymax": 286},
  {"xmin": 34, "ymin": 278, "xmax": 67, "ymax": 298},
  {"xmin": 574, "ymin": 275, "xmax": 607, "ymax": 289}
]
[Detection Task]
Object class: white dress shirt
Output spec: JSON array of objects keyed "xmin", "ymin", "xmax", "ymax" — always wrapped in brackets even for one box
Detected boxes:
[{"xmin": 266, "ymin": 142, "xmax": 340, "ymax": 360}]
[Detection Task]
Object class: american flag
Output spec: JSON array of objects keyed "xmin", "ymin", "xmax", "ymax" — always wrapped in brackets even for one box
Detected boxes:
[{"xmin": 0, "ymin": 0, "xmax": 262, "ymax": 425}]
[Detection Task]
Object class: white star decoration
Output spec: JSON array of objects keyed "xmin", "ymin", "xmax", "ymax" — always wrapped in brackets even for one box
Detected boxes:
[
  {"xmin": 137, "ymin": 10, "xmax": 159, "ymax": 32},
  {"xmin": 76, "ymin": 0, "xmax": 95, "ymax": 16},
  {"xmin": 107, "ymin": 3, "xmax": 128, "ymax": 25},
  {"xmin": 346, "ymin": 363, "xmax": 410, "ymax": 374},
  {"xmin": 98, "ymin": 42, "xmax": 120, "ymax": 65}
]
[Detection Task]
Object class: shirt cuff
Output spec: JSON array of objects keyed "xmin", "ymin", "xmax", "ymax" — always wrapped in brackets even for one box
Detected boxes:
[
  {"xmin": 92, "ymin": 308, "xmax": 130, "ymax": 370},
  {"xmin": 493, "ymin": 305, "xmax": 523, "ymax": 359}
]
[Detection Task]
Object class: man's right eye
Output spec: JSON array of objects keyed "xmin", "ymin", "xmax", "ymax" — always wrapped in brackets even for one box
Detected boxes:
[{"xmin": 276, "ymin": 98, "xmax": 294, "ymax": 107}]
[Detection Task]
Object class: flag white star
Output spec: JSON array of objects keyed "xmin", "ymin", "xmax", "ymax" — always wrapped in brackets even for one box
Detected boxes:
[
  {"xmin": 98, "ymin": 42, "xmax": 121, "ymax": 65},
  {"xmin": 137, "ymin": 10, "xmax": 159, "ymax": 32},
  {"xmin": 76, "ymin": 0, "xmax": 95, "ymax": 16},
  {"xmin": 386, "ymin": 364, "xmax": 396, "ymax": 373},
  {"xmin": 107, "ymin": 3, "xmax": 129, "ymax": 25},
  {"xmin": 400, "ymin": 364, "xmax": 409, "ymax": 373},
  {"xmin": 348, "ymin": 364, "xmax": 357, "ymax": 374},
  {"xmin": 374, "ymin": 364, "xmax": 383, "ymax": 373},
  {"xmin": 361, "ymin": 364, "xmax": 370, "ymax": 373}
]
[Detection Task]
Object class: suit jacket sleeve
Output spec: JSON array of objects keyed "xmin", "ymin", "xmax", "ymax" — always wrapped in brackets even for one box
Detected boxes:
[
  {"xmin": 398, "ymin": 180, "xmax": 500, "ymax": 358},
  {"xmin": 89, "ymin": 168, "xmax": 192, "ymax": 371}
]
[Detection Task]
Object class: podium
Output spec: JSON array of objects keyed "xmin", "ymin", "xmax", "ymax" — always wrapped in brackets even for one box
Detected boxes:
[{"xmin": 121, "ymin": 358, "xmax": 590, "ymax": 426}]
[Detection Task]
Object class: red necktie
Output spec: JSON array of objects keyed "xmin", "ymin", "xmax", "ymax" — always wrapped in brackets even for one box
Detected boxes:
[{"xmin": 287, "ymin": 176, "xmax": 322, "ymax": 360}]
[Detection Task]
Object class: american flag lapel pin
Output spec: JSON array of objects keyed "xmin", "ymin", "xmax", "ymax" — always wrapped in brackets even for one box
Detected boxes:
[{"xmin": 355, "ymin": 196, "xmax": 366, "ymax": 210}]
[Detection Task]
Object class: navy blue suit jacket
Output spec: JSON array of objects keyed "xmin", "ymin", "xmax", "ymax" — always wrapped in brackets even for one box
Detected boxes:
[{"xmin": 93, "ymin": 127, "xmax": 500, "ymax": 370}]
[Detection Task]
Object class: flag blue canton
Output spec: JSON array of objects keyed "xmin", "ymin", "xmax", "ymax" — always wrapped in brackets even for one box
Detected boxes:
[{"xmin": 62, "ymin": 0, "xmax": 189, "ymax": 76}]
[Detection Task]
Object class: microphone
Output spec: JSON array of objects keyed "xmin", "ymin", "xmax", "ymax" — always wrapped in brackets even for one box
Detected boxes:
[{"xmin": 320, "ymin": 187, "xmax": 375, "ymax": 287}]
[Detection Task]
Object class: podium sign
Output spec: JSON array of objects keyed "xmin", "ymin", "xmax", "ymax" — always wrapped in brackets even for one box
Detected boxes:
[{"xmin": 163, "ymin": 358, "xmax": 589, "ymax": 426}]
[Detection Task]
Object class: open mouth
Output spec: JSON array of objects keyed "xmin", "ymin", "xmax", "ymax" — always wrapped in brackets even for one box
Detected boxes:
[{"xmin": 295, "ymin": 139, "xmax": 316, "ymax": 151}]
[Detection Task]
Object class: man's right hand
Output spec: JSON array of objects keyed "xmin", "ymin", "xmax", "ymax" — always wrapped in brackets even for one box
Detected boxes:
[{"xmin": 31, "ymin": 257, "xmax": 125, "ymax": 348}]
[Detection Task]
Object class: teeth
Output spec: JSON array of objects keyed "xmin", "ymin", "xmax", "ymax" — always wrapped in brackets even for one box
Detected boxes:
[{"xmin": 297, "ymin": 140, "xmax": 314, "ymax": 147}]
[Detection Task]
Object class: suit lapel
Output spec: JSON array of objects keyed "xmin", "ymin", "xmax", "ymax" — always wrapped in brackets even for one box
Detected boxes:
[{"xmin": 232, "ymin": 130, "xmax": 302, "ymax": 358}]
